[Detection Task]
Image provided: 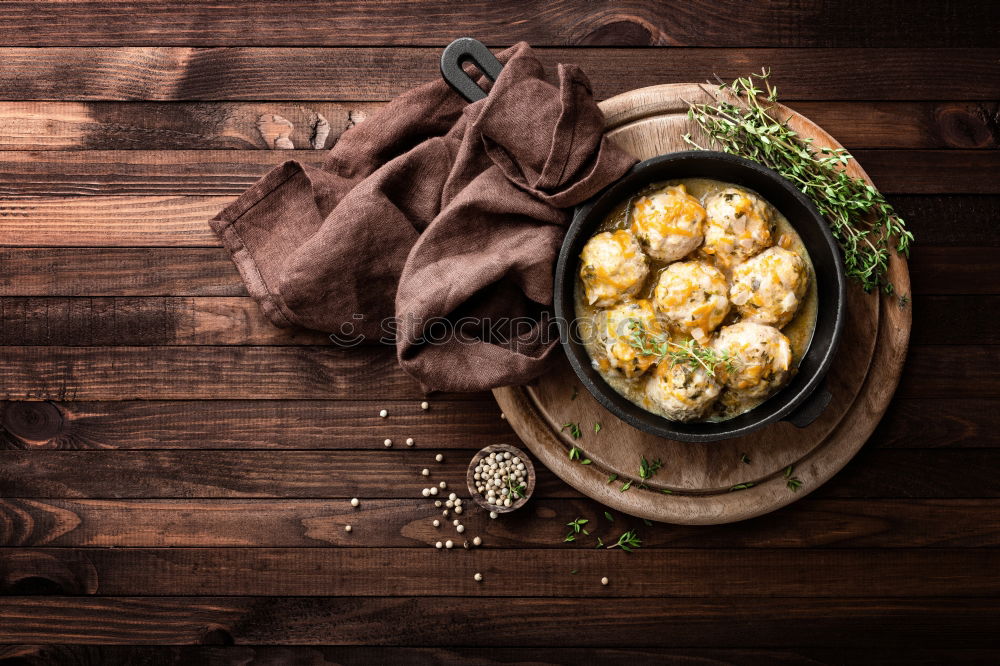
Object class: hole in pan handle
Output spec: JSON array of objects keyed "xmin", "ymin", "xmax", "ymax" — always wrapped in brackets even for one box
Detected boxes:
[
  {"xmin": 440, "ymin": 37, "xmax": 504, "ymax": 103},
  {"xmin": 783, "ymin": 379, "xmax": 832, "ymax": 429}
]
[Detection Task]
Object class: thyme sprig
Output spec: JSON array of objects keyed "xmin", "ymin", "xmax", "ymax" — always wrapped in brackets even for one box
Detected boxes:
[
  {"xmin": 684, "ymin": 69, "xmax": 913, "ymax": 293},
  {"xmin": 607, "ymin": 529, "xmax": 642, "ymax": 553},
  {"xmin": 626, "ymin": 319, "xmax": 735, "ymax": 376}
]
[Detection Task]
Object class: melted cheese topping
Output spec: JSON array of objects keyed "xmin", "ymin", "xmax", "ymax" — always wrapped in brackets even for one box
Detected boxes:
[
  {"xmin": 730, "ymin": 246, "xmax": 809, "ymax": 327},
  {"xmin": 579, "ymin": 230, "xmax": 649, "ymax": 307},
  {"xmin": 703, "ymin": 187, "xmax": 775, "ymax": 267},
  {"xmin": 630, "ymin": 184, "xmax": 706, "ymax": 262},
  {"xmin": 599, "ymin": 299, "xmax": 662, "ymax": 378},
  {"xmin": 653, "ymin": 261, "xmax": 730, "ymax": 343},
  {"xmin": 711, "ymin": 321, "xmax": 792, "ymax": 398},
  {"xmin": 645, "ymin": 361, "xmax": 721, "ymax": 422}
]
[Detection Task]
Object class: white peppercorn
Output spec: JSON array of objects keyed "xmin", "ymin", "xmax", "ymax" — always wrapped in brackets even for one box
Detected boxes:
[
  {"xmin": 456, "ymin": 524, "xmax": 465, "ymax": 533},
  {"xmin": 421, "ymin": 468, "xmax": 429, "ymax": 476},
  {"xmin": 350, "ymin": 498, "xmax": 359, "ymax": 507},
  {"xmin": 454, "ymin": 505, "xmax": 463, "ymax": 514},
  {"xmin": 420, "ymin": 401, "xmax": 429, "ymax": 410},
  {"xmin": 435, "ymin": 541, "xmax": 443, "ymax": 549},
  {"xmin": 421, "ymin": 488, "xmax": 430, "ymax": 497},
  {"xmin": 489, "ymin": 511, "xmax": 498, "ymax": 519},
  {"xmin": 474, "ymin": 572, "xmax": 483, "ymax": 582},
  {"xmin": 344, "ymin": 525, "xmax": 352, "ymax": 533},
  {"xmin": 439, "ymin": 481, "xmax": 447, "ymax": 489},
  {"xmin": 383, "ymin": 438, "xmax": 392, "ymax": 447},
  {"xmin": 406, "ymin": 437, "xmax": 414, "ymax": 446},
  {"xmin": 429, "ymin": 487, "xmax": 439, "ymax": 496},
  {"xmin": 435, "ymin": 454, "xmax": 444, "ymax": 462},
  {"xmin": 379, "ymin": 409, "xmax": 388, "ymax": 418},
  {"xmin": 472, "ymin": 536, "xmax": 482, "ymax": 546},
  {"xmin": 444, "ymin": 540, "xmax": 453, "ymax": 549},
  {"xmin": 432, "ymin": 519, "xmax": 440, "ymax": 527},
  {"xmin": 601, "ymin": 577, "xmax": 609, "ymax": 586}
]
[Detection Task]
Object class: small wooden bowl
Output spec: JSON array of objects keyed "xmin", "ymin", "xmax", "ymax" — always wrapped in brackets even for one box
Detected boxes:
[{"xmin": 466, "ymin": 443, "xmax": 536, "ymax": 513}]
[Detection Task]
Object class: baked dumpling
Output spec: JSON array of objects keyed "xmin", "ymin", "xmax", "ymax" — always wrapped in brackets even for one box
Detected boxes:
[
  {"xmin": 653, "ymin": 260, "xmax": 730, "ymax": 343},
  {"xmin": 645, "ymin": 360, "xmax": 722, "ymax": 422},
  {"xmin": 703, "ymin": 187, "xmax": 775, "ymax": 266},
  {"xmin": 630, "ymin": 184, "xmax": 706, "ymax": 262},
  {"xmin": 730, "ymin": 246, "xmax": 809, "ymax": 327},
  {"xmin": 598, "ymin": 299, "xmax": 662, "ymax": 378},
  {"xmin": 711, "ymin": 321, "xmax": 792, "ymax": 399},
  {"xmin": 579, "ymin": 230, "xmax": 649, "ymax": 307}
]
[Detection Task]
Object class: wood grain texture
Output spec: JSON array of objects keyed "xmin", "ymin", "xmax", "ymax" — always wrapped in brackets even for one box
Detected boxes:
[
  {"xmin": 4, "ymin": 195, "xmax": 997, "ymax": 248},
  {"xmin": 0, "ymin": 346, "xmax": 432, "ymax": 401},
  {"xmin": 0, "ymin": 1, "xmax": 994, "ymax": 47},
  {"xmin": 0, "ymin": 295, "xmax": 986, "ymax": 346},
  {"xmin": 0, "ymin": 399, "xmax": 510, "ymax": 450},
  {"xmin": 1, "ymin": 596, "xmax": 996, "ymax": 646},
  {"xmin": 0, "ymin": 345, "xmax": 991, "ymax": 401},
  {"xmin": 0, "ymin": 397, "xmax": 989, "ymax": 451},
  {"xmin": 0, "ymin": 150, "xmax": 324, "ymax": 196},
  {"xmin": 2, "ymin": 646, "xmax": 998, "ymax": 666},
  {"xmin": 1, "ymin": 450, "xmax": 996, "ymax": 499},
  {"xmin": 2, "ymin": 101, "xmax": 996, "ymax": 151},
  {"xmin": 0, "ymin": 150, "xmax": 994, "ymax": 196},
  {"xmin": 1, "ymin": 547, "xmax": 994, "ymax": 597},
  {"xmin": 0, "ymin": 102, "xmax": 375, "ymax": 150},
  {"xmin": 2, "ymin": 498, "xmax": 996, "ymax": 548},
  {"xmin": 0, "ymin": 48, "xmax": 995, "ymax": 101}
]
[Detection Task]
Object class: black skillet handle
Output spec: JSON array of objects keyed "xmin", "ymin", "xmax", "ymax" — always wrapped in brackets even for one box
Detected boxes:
[
  {"xmin": 783, "ymin": 380, "xmax": 832, "ymax": 429},
  {"xmin": 440, "ymin": 37, "xmax": 504, "ymax": 103}
]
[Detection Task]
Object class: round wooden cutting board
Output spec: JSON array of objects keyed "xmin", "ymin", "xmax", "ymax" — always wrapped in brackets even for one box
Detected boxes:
[{"xmin": 493, "ymin": 83, "xmax": 911, "ymax": 525}]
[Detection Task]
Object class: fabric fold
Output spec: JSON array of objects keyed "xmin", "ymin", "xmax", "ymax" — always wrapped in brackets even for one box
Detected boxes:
[{"xmin": 209, "ymin": 42, "xmax": 636, "ymax": 392}]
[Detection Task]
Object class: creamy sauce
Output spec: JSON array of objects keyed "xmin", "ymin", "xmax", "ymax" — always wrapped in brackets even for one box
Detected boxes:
[{"xmin": 575, "ymin": 178, "xmax": 818, "ymax": 422}]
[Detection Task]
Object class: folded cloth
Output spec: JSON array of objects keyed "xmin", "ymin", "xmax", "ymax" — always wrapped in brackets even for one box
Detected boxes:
[{"xmin": 210, "ymin": 42, "xmax": 636, "ymax": 392}]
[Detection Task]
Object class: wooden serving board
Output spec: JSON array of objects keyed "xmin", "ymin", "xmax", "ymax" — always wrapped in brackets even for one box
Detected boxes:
[{"xmin": 493, "ymin": 83, "xmax": 911, "ymax": 525}]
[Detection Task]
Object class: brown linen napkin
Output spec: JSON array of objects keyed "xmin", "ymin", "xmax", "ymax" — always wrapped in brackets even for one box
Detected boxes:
[{"xmin": 210, "ymin": 42, "xmax": 636, "ymax": 392}]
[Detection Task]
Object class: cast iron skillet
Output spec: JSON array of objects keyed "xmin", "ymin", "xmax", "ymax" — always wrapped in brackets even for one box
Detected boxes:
[{"xmin": 441, "ymin": 38, "xmax": 847, "ymax": 442}]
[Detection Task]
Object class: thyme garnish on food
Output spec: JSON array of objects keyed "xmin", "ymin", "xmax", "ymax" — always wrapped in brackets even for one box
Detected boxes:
[
  {"xmin": 683, "ymin": 69, "xmax": 913, "ymax": 294},
  {"xmin": 626, "ymin": 319, "xmax": 735, "ymax": 376}
]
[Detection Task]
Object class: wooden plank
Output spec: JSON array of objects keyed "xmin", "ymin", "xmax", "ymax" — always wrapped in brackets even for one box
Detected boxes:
[
  {"xmin": 1, "ymin": 397, "xmax": 990, "ymax": 451},
  {"xmin": 2, "ymin": 101, "xmax": 996, "ymax": 151},
  {"xmin": 1, "ymin": 450, "xmax": 996, "ymax": 499},
  {"xmin": 0, "ymin": 1, "xmax": 993, "ymax": 47},
  {"xmin": 2, "ymin": 646, "xmax": 997, "ymax": 666},
  {"xmin": 0, "ymin": 596, "xmax": 996, "ymax": 646},
  {"xmin": 0, "ymin": 294, "xmax": 987, "ymax": 345},
  {"xmin": 0, "ymin": 102, "xmax": 374, "ymax": 150},
  {"xmin": 3, "ymin": 195, "xmax": 997, "ymax": 248},
  {"xmin": 0, "ymin": 398, "xmax": 511, "ymax": 450},
  {"xmin": 0, "ymin": 345, "xmax": 994, "ymax": 402},
  {"xmin": 0, "ymin": 150, "xmax": 992, "ymax": 197},
  {"xmin": 0, "ymin": 48, "xmax": 995, "ymax": 101},
  {"xmin": 0, "ymin": 297, "xmax": 331, "ymax": 345},
  {"xmin": 0, "ymin": 249, "xmax": 245, "ymax": 297},
  {"xmin": 2, "ymin": 498, "xmax": 996, "ymax": 548},
  {"xmin": 1, "ymin": 547, "xmax": 994, "ymax": 597},
  {"xmin": 909, "ymin": 247, "xmax": 1000, "ymax": 294},
  {"xmin": 910, "ymin": 296, "xmax": 1000, "ymax": 345},
  {"xmin": 0, "ymin": 150, "xmax": 324, "ymax": 196},
  {"xmin": 0, "ymin": 346, "xmax": 437, "ymax": 401},
  {"xmin": 0, "ymin": 246, "xmax": 991, "ymax": 296},
  {"xmin": 0, "ymin": 196, "xmax": 232, "ymax": 246}
]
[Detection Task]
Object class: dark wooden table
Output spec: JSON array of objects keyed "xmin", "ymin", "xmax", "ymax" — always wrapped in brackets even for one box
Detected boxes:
[{"xmin": 1, "ymin": 2, "xmax": 998, "ymax": 663}]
